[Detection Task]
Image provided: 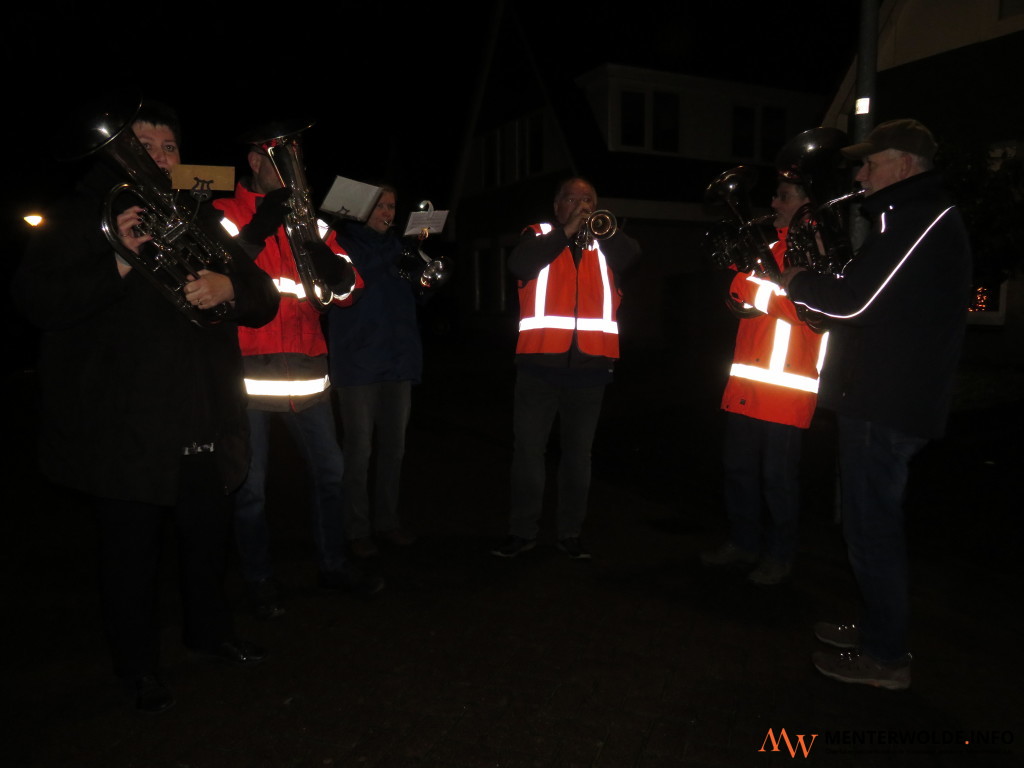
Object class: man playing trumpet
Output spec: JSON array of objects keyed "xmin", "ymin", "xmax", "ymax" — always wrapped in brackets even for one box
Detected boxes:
[{"xmin": 492, "ymin": 177, "xmax": 640, "ymax": 560}]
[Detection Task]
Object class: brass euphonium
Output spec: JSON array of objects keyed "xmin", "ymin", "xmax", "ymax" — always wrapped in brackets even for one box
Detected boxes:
[
  {"xmin": 702, "ymin": 165, "xmax": 782, "ymax": 282},
  {"xmin": 702, "ymin": 165, "xmax": 782, "ymax": 319},
  {"xmin": 65, "ymin": 98, "xmax": 235, "ymax": 326},
  {"xmin": 246, "ymin": 122, "xmax": 334, "ymax": 312},
  {"xmin": 776, "ymin": 127, "xmax": 859, "ymax": 278},
  {"xmin": 775, "ymin": 127, "xmax": 861, "ymax": 332}
]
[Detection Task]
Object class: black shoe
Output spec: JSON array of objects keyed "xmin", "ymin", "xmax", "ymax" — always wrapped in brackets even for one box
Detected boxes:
[
  {"xmin": 490, "ymin": 535, "xmax": 537, "ymax": 558},
  {"xmin": 557, "ymin": 537, "xmax": 591, "ymax": 560},
  {"xmin": 247, "ymin": 578, "xmax": 285, "ymax": 620},
  {"xmin": 132, "ymin": 674, "xmax": 175, "ymax": 713},
  {"xmin": 318, "ymin": 564, "xmax": 385, "ymax": 597},
  {"xmin": 192, "ymin": 639, "xmax": 268, "ymax": 666}
]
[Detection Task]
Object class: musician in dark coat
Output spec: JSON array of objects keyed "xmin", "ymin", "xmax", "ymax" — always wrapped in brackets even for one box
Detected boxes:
[
  {"xmin": 782, "ymin": 119, "xmax": 971, "ymax": 691},
  {"xmin": 13, "ymin": 100, "xmax": 280, "ymax": 713}
]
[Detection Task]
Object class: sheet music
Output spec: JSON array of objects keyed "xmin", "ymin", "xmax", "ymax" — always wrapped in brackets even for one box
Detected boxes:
[
  {"xmin": 170, "ymin": 164, "xmax": 234, "ymax": 193},
  {"xmin": 320, "ymin": 176, "xmax": 383, "ymax": 222},
  {"xmin": 403, "ymin": 209, "xmax": 449, "ymax": 237}
]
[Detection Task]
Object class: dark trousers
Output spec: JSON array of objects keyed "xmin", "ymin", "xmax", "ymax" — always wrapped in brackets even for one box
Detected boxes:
[
  {"xmin": 94, "ymin": 454, "xmax": 232, "ymax": 680},
  {"xmin": 509, "ymin": 371, "xmax": 606, "ymax": 540},
  {"xmin": 721, "ymin": 412, "xmax": 804, "ymax": 561},
  {"xmin": 336, "ymin": 381, "xmax": 412, "ymax": 539},
  {"xmin": 838, "ymin": 415, "xmax": 927, "ymax": 664},
  {"xmin": 234, "ymin": 401, "xmax": 348, "ymax": 583}
]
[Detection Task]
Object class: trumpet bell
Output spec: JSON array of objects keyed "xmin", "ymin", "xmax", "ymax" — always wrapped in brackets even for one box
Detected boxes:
[{"xmin": 587, "ymin": 210, "xmax": 617, "ymax": 240}]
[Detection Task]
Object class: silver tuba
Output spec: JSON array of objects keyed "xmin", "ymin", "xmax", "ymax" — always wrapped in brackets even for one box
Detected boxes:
[
  {"xmin": 702, "ymin": 165, "xmax": 782, "ymax": 319},
  {"xmin": 245, "ymin": 122, "xmax": 334, "ymax": 312},
  {"xmin": 65, "ymin": 98, "xmax": 235, "ymax": 326}
]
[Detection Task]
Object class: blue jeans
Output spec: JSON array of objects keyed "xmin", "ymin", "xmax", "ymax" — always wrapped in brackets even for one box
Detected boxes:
[
  {"xmin": 838, "ymin": 415, "xmax": 927, "ymax": 664},
  {"xmin": 509, "ymin": 371, "xmax": 606, "ymax": 540},
  {"xmin": 234, "ymin": 400, "xmax": 348, "ymax": 583},
  {"xmin": 335, "ymin": 382, "xmax": 412, "ymax": 539},
  {"xmin": 722, "ymin": 412, "xmax": 803, "ymax": 561}
]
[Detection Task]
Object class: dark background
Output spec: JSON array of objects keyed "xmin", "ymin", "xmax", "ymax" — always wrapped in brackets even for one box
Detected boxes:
[{"xmin": 3, "ymin": 1, "xmax": 863, "ymax": 218}]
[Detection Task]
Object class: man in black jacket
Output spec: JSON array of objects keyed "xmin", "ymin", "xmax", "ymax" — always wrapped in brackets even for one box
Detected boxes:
[
  {"xmin": 782, "ymin": 119, "xmax": 972, "ymax": 690},
  {"xmin": 14, "ymin": 100, "xmax": 281, "ymax": 713}
]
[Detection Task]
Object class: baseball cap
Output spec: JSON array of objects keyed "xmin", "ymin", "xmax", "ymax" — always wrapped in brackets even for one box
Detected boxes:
[{"xmin": 841, "ymin": 119, "xmax": 937, "ymax": 161}]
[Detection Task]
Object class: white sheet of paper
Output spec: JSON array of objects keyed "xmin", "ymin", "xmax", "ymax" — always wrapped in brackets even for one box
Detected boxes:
[
  {"xmin": 320, "ymin": 176, "xmax": 383, "ymax": 222},
  {"xmin": 403, "ymin": 210, "xmax": 449, "ymax": 237}
]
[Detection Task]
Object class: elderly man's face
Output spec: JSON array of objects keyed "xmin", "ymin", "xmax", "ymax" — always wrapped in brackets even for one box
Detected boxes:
[
  {"xmin": 855, "ymin": 149, "xmax": 913, "ymax": 196},
  {"xmin": 771, "ymin": 182, "xmax": 809, "ymax": 228},
  {"xmin": 133, "ymin": 121, "xmax": 179, "ymax": 173},
  {"xmin": 554, "ymin": 180, "xmax": 597, "ymax": 225}
]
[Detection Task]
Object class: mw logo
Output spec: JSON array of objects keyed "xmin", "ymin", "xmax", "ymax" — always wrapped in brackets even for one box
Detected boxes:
[{"xmin": 759, "ymin": 728, "xmax": 818, "ymax": 758}]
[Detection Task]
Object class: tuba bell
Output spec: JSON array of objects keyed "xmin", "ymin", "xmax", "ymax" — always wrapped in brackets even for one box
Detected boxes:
[
  {"xmin": 63, "ymin": 97, "xmax": 236, "ymax": 326},
  {"xmin": 244, "ymin": 122, "xmax": 334, "ymax": 312}
]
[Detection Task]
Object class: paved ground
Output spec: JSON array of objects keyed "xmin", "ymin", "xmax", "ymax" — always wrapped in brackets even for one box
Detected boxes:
[{"xmin": 6, "ymin": 326, "xmax": 1022, "ymax": 768}]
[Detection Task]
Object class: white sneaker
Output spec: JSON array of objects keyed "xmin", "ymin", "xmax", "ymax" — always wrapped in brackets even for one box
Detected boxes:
[{"xmin": 813, "ymin": 621, "xmax": 860, "ymax": 649}]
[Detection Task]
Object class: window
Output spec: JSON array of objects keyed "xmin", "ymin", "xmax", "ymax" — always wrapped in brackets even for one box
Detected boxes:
[
  {"xmin": 620, "ymin": 90, "xmax": 646, "ymax": 148},
  {"xmin": 652, "ymin": 91, "xmax": 680, "ymax": 153}
]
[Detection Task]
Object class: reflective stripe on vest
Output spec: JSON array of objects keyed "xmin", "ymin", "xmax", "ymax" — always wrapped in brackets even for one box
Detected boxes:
[
  {"xmin": 729, "ymin": 318, "xmax": 827, "ymax": 394},
  {"xmin": 244, "ymin": 375, "xmax": 330, "ymax": 397}
]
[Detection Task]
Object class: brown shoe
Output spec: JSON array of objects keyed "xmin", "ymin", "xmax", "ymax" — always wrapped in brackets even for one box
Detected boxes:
[{"xmin": 349, "ymin": 537, "xmax": 379, "ymax": 558}]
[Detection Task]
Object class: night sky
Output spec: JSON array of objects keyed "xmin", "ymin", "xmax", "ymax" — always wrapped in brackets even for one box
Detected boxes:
[{"xmin": 4, "ymin": 1, "xmax": 864, "ymax": 219}]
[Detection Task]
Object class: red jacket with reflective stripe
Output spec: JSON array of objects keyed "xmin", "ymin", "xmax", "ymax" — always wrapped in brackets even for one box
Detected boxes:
[
  {"xmin": 720, "ymin": 231, "xmax": 827, "ymax": 429},
  {"xmin": 516, "ymin": 223, "xmax": 621, "ymax": 358},
  {"xmin": 214, "ymin": 183, "xmax": 359, "ymax": 358}
]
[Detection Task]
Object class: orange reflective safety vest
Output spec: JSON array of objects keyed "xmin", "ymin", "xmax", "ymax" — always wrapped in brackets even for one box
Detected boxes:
[
  {"xmin": 720, "ymin": 232, "xmax": 828, "ymax": 429},
  {"xmin": 516, "ymin": 223, "xmax": 621, "ymax": 358}
]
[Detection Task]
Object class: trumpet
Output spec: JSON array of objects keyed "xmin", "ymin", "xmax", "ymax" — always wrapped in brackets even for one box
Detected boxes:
[
  {"xmin": 400, "ymin": 200, "xmax": 451, "ymax": 289},
  {"xmin": 575, "ymin": 209, "xmax": 618, "ymax": 248}
]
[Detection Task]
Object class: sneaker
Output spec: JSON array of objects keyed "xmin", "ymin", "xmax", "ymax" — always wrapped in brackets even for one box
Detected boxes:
[
  {"xmin": 247, "ymin": 578, "xmax": 286, "ymax": 620},
  {"xmin": 747, "ymin": 558, "xmax": 791, "ymax": 585},
  {"xmin": 490, "ymin": 535, "xmax": 536, "ymax": 558},
  {"xmin": 812, "ymin": 649, "xmax": 911, "ymax": 691},
  {"xmin": 700, "ymin": 542, "xmax": 758, "ymax": 568},
  {"xmin": 349, "ymin": 537, "xmax": 379, "ymax": 558},
  {"xmin": 557, "ymin": 537, "xmax": 592, "ymax": 560},
  {"xmin": 814, "ymin": 621, "xmax": 860, "ymax": 649}
]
